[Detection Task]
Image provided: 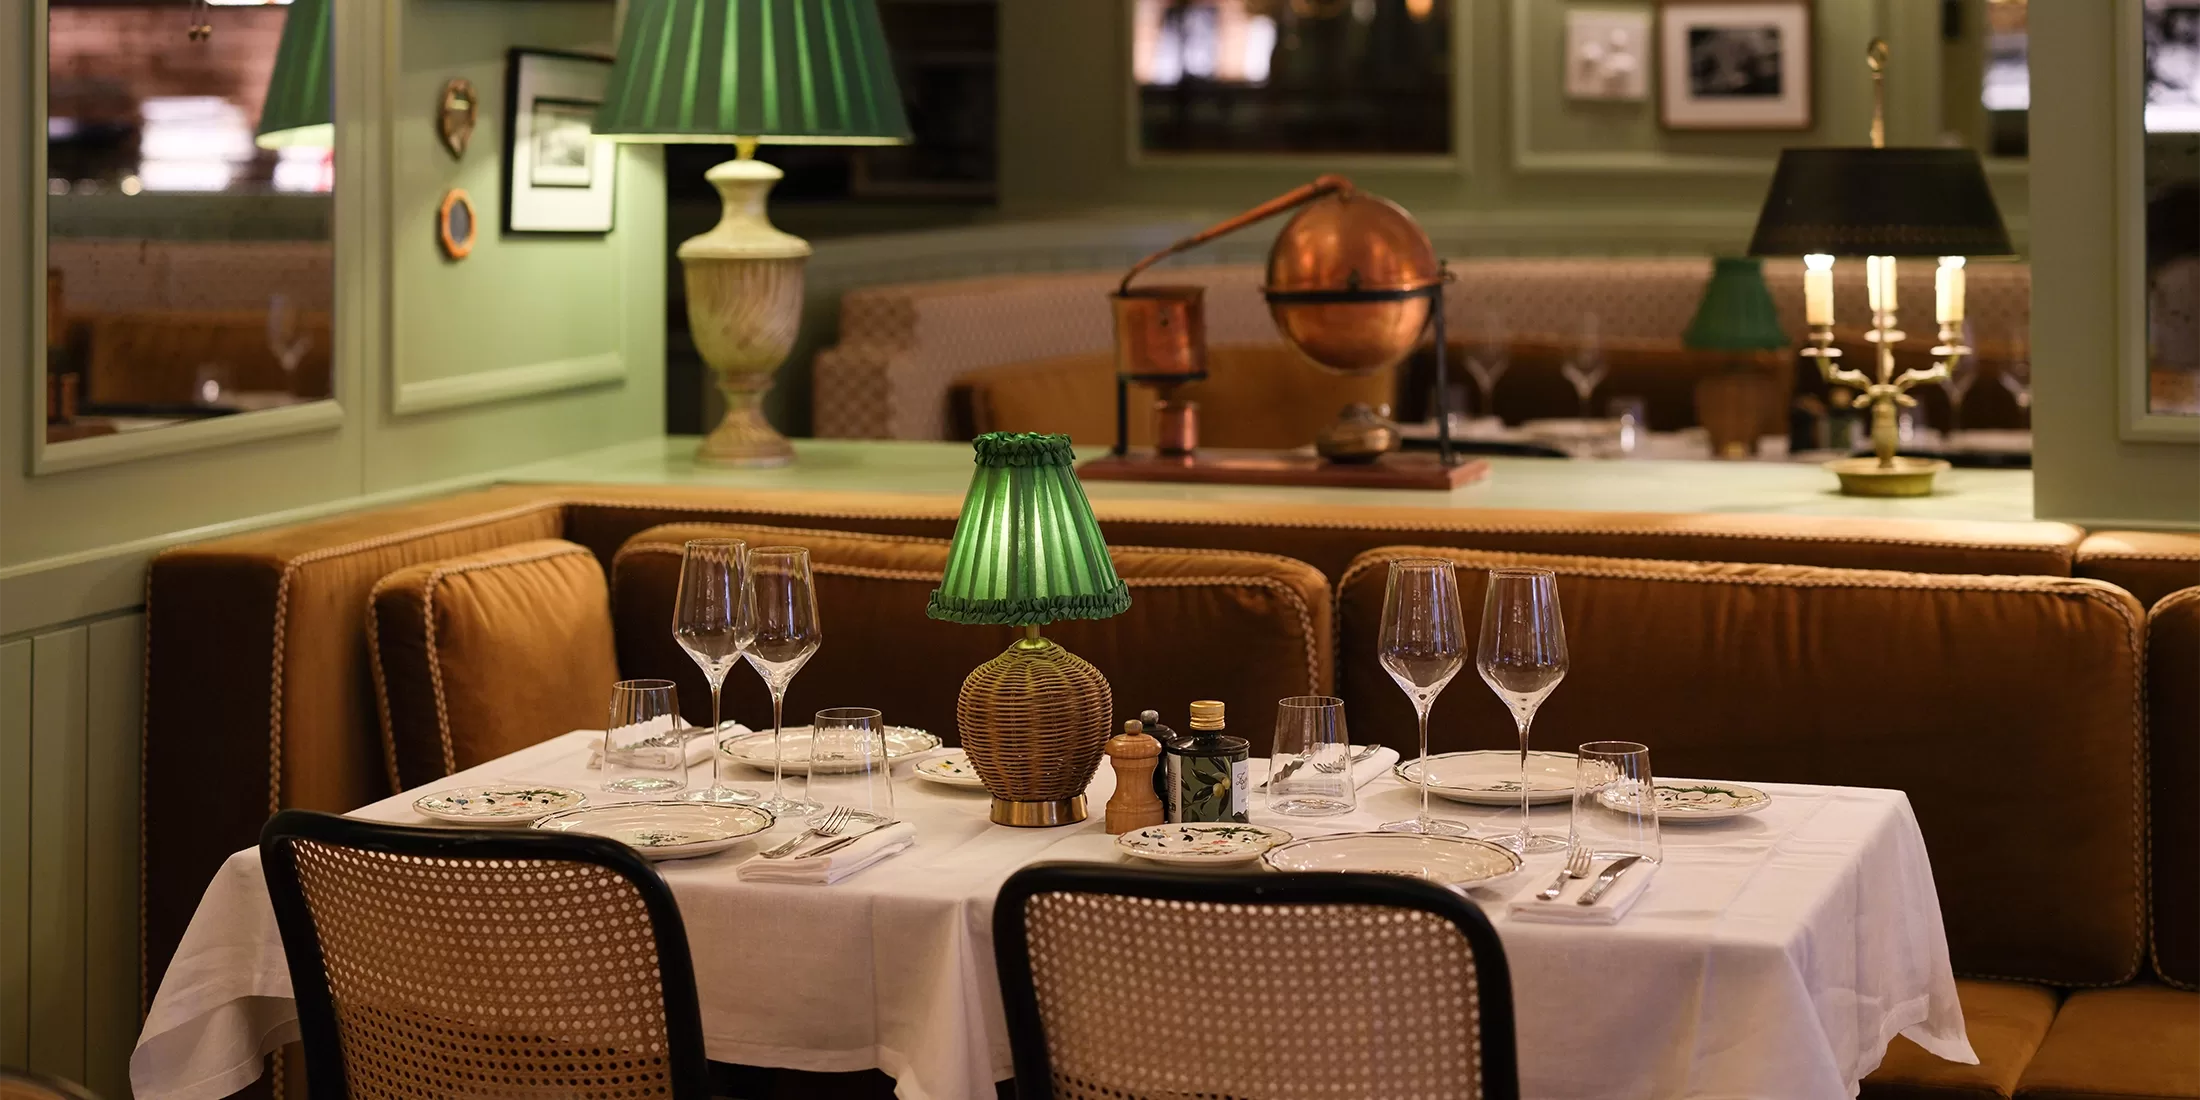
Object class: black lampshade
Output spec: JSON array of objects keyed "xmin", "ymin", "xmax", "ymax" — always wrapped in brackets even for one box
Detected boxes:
[{"xmin": 1747, "ymin": 147, "xmax": 2014, "ymax": 258}]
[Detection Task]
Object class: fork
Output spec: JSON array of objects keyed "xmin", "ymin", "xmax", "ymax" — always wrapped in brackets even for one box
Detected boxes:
[
  {"xmin": 1537, "ymin": 845, "xmax": 1592, "ymax": 901},
  {"xmin": 760, "ymin": 805, "xmax": 851, "ymax": 859}
]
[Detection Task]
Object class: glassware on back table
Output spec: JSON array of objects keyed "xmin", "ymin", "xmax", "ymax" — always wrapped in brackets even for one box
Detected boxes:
[
  {"xmin": 1268, "ymin": 695, "xmax": 1355, "ymax": 817},
  {"xmin": 674, "ymin": 538, "xmax": 761, "ymax": 806},
  {"xmin": 1477, "ymin": 566, "xmax": 1570, "ymax": 855},
  {"xmin": 1998, "ymin": 327, "xmax": 2032, "ymax": 413},
  {"xmin": 1465, "ymin": 310, "xmax": 1511, "ymax": 422},
  {"xmin": 266, "ymin": 293, "xmax": 311, "ymax": 381},
  {"xmin": 1605, "ymin": 395, "xmax": 1647, "ymax": 456},
  {"xmin": 1377, "ymin": 559, "xmax": 1472, "ymax": 838},
  {"xmin": 745, "ymin": 546, "xmax": 823, "ymax": 817},
  {"xmin": 1560, "ymin": 313, "xmax": 1608, "ymax": 420},
  {"xmin": 1569, "ymin": 740, "xmax": 1661, "ymax": 865},
  {"xmin": 802, "ymin": 707, "xmax": 895, "ymax": 827},
  {"xmin": 603, "ymin": 679, "xmax": 687, "ymax": 796},
  {"xmin": 1943, "ymin": 321, "xmax": 1978, "ymax": 435}
]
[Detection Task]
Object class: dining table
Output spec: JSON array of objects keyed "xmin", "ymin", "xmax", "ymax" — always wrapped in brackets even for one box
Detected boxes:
[{"xmin": 134, "ymin": 728, "xmax": 1976, "ymax": 1100}]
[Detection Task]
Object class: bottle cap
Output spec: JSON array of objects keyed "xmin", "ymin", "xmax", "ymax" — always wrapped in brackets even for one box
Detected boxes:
[
  {"xmin": 1139, "ymin": 710, "xmax": 1160, "ymax": 724},
  {"xmin": 1188, "ymin": 700, "xmax": 1225, "ymax": 730}
]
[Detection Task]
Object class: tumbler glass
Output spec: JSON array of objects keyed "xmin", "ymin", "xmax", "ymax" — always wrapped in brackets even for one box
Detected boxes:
[
  {"xmin": 801, "ymin": 707, "xmax": 895, "ymax": 828},
  {"xmin": 1568, "ymin": 740, "xmax": 1662, "ymax": 864},
  {"xmin": 602, "ymin": 679, "xmax": 687, "ymax": 796},
  {"xmin": 1267, "ymin": 696, "xmax": 1355, "ymax": 817}
]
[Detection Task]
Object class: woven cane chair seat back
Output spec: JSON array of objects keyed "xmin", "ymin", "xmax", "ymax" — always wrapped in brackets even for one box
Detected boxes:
[
  {"xmin": 994, "ymin": 864, "xmax": 1518, "ymax": 1100},
  {"xmin": 260, "ymin": 810, "xmax": 710, "ymax": 1100},
  {"xmin": 0, "ymin": 1071, "xmax": 100, "ymax": 1100}
]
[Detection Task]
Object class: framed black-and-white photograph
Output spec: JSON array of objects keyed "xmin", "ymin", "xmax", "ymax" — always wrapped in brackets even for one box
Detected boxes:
[
  {"xmin": 503, "ymin": 49, "xmax": 616, "ymax": 234},
  {"xmin": 1658, "ymin": 1, "xmax": 1813, "ymax": 131}
]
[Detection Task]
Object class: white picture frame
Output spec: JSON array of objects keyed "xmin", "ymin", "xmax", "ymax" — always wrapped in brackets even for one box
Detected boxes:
[
  {"xmin": 1658, "ymin": 1, "xmax": 1814, "ymax": 131},
  {"xmin": 503, "ymin": 49, "xmax": 616, "ymax": 235}
]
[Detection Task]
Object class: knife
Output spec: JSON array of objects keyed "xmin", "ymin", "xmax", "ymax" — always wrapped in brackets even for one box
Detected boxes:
[
  {"xmin": 1575, "ymin": 854, "xmax": 1644, "ymax": 906},
  {"xmin": 1256, "ymin": 744, "xmax": 1381, "ymax": 791}
]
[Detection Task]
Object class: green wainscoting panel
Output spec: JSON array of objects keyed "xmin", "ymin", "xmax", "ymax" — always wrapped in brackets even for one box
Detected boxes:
[
  {"xmin": 0, "ymin": 639, "xmax": 29, "ymax": 1071},
  {"xmin": 83, "ymin": 615, "xmax": 143, "ymax": 1100},
  {"xmin": 27, "ymin": 626, "xmax": 88, "ymax": 1083}
]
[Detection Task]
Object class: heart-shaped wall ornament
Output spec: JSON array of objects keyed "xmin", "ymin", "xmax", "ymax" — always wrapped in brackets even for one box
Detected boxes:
[{"xmin": 438, "ymin": 77, "xmax": 477, "ymax": 159}]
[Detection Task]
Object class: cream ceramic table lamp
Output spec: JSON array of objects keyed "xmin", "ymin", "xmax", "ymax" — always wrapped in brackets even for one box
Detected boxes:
[{"xmin": 594, "ymin": 0, "xmax": 910, "ymax": 466}]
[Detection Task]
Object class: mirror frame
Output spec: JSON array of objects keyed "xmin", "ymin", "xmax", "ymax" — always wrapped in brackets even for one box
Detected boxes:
[
  {"xmin": 26, "ymin": 0, "xmax": 377, "ymax": 476},
  {"xmin": 2119, "ymin": 0, "xmax": 2200, "ymax": 441}
]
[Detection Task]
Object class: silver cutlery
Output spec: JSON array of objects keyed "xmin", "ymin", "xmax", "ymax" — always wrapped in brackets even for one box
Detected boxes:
[
  {"xmin": 1537, "ymin": 845, "xmax": 1592, "ymax": 901},
  {"xmin": 795, "ymin": 818, "xmax": 900, "ymax": 860},
  {"xmin": 1576, "ymin": 854, "xmax": 1644, "ymax": 906},
  {"xmin": 1257, "ymin": 744, "xmax": 1382, "ymax": 791},
  {"xmin": 759, "ymin": 805, "xmax": 851, "ymax": 859}
]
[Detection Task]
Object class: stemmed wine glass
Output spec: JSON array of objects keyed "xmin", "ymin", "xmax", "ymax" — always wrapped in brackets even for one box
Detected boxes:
[
  {"xmin": 1465, "ymin": 310, "xmax": 1510, "ymax": 424},
  {"xmin": 1560, "ymin": 313, "xmax": 1608, "ymax": 421},
  {"xmin": 1998, "ymin": 327, "xmax": 2032, "ymax": 413},
  {"xmin": 1477, "ymin": 566, "xmax": 1570, "ymax": 855},
  {"xmin": 673, "ymin": 538, "xmax": 761, "ymax": 806},
  {"xmin": 744, "ymin": 546, "xmax": 823, "ymax": 817},
  {"xmin": 266, "ymin": 294, "xmax": 311, "ymax": 385},
  {"xmin": 1943, "ymin": 321, "xmax": 1978, "ymax": 438},
  {"xmin": 1377, "ymin": 559, "xmax": 1472, "ymax": 837}
]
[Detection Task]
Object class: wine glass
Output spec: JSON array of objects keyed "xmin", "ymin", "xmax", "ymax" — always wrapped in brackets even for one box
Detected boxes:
[
  {"xmin": 1560, "ymin": 313, "xmax": 1608, "ymax": 421},
  {"xmin": 1477, "ymin": 566, "xmax": 1570, "ymax": 855},
  {"xmin": 674, "ymin": 538, "xmax": 761, "ymax": 806},
  {"xmin": 1942, "ymin": 320, "xmax": 1978, "ymax": 438},
  {"xmin": 1465, "ymin": 310, "xmax": 1510, "ymax": 423},
  {"xmin": 1998, "ymin": 329, "xmax": 2032, "ymax": 413},
  {"xmin": 1377, "ymin": 559, "xmax": 1472, "ymax": 838},
  {"xmin": 745, "ymin": 546, "xmax": 823, "ymax": 817},
  {"xmin": 265, "ymin": 294, "xmax": 311, "ymax": 384}
]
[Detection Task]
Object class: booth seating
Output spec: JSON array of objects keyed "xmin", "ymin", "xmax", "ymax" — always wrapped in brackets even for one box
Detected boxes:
[{"xmin": 142, "ymin": 483, "xmax": 2194, "ymax": 1099}]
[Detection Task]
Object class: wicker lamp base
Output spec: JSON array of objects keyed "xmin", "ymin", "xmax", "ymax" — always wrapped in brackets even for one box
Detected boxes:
[{"xmin": 956, "ymin": 630, "xmax": 1113, "ymax": 827}]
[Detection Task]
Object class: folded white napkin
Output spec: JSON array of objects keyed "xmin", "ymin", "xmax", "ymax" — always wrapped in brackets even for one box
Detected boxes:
[
  {"xmin": 585, "ymin": 723, "xmax": 749, "ymax": 770},
  {"xmin": 735, "ymin": 821, "xmax": 915, "ymax": 885},
  {"xmin": 1506, "ymin": 855, "xmax": 1659, "ymax": 925},
  {"xmin": 1259, "ymin": 746, "xmax": 1400, "ymax": 791}
]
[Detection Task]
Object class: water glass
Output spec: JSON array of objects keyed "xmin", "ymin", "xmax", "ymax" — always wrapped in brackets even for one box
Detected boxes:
[
  {"xmin": 801, "ymin": 707, "xmax": 894, "ymax": 827},
  {"xmin": 1606, "ymin": 395, "xmax": 1647, "ymax": 455},
  {"xmin": 603, "ymin": 679, "xmax": 686, "ymax": 796},
  {"xmin": 1568, "ymin": 741, "xmax": 1661, "ymax": 864},
  {"xmin": 1268, "ymin": 696, "xmax": 1355, "ymax": 817}
]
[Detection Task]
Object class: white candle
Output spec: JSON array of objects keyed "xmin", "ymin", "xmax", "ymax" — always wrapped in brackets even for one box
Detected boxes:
[
  {"xmin": 1936, "ymin": 256, "xmax": 1966, "ymax": 324},
  {"xmin": 1804, "ymin": 254, "xmax": 1835, "ymax": 326},
  {"xmin": 1866, "ymin": 255, "xmax": 1897, "ymax": 316}
]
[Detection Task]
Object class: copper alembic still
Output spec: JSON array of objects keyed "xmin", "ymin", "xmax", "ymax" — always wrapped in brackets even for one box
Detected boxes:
[
  {"xmin": 1078, "ymin": 175, "xmax": 1488, "ymax": 490},
  {"xmin": 1748, "ymin": 39, "xmax": 2014, "ymax": 497}
]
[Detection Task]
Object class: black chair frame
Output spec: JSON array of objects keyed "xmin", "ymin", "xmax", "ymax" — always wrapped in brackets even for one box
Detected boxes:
[
  {"xmin": 992, "ymin": 862, "xmax": 1519, "ymax": 1100},
  {"xmin": 259, "ymin": 809, "xmax": 713, "ymax": 1100}
]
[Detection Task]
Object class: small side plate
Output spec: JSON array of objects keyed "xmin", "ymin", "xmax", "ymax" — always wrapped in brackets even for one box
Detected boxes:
[
  {"xmin": 1117, "ymin": 823, "xmax": 1292, "ymax": 866},
  {"xmin": 1650, "ymin": 781, "xmax": 1772, "ymax": 821},
  {"xmin": 413, "ymin": 784, "xmax": 585, "ymax": 826},
  {"xmin": 912, "ymin": 750, "xmax": 986, "ymax": 789},
  {"xmin": 1395, "ymin": 750, "xmax": 1578, "ymax": 806}
]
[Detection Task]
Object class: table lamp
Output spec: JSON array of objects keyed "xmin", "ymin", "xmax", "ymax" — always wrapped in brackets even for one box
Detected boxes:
[
  {"xmin": 253, "ymin": 0, "xmax": 332, "ymax": 149},
  {"xmin": 594, "ymin": 0, "xmax": 910, "ymax": 466},
  {"xmin": 1748, "ymin": 38, "xmax": 2011, "ymax": 496},
  {"xmin": 1683, "ymin": 257, "xmax": 1791, "ymax": 458},
  {"xmin": 927, "ymin": 433, "xmax": 1132, "ymax": 827}
]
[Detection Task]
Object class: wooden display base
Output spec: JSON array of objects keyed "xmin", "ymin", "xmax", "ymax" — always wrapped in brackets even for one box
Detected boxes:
[{"xmin": 1079, "ymin": 449, "xmax": 1489, "ymax": 490}]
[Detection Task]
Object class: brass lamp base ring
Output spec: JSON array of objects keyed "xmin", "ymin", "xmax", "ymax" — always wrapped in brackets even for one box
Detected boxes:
[
  {"xmin": 1824, "ymin": 456, "xmax": 1950, "ymax": 497},
  {"xmin": 990, "ymin": 795, "xmax": 1088, "ymax": 828}
]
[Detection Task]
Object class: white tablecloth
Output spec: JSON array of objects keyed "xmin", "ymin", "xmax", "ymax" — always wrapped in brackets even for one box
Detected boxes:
[{"xmin": 135, "ymin": 730, "xmax": 1975, "ymax": 1100}]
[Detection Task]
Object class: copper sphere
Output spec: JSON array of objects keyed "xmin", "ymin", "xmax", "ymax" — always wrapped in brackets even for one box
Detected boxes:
[{"xmin": 1264, "ymin": 190, "xmax": 1441, "ymax": 376}]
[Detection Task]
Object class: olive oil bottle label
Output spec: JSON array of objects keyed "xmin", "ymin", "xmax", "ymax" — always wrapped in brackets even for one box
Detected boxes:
[{"xmin": 1169, "ymin": 753, "xmax": 1249, "ymax": 823}]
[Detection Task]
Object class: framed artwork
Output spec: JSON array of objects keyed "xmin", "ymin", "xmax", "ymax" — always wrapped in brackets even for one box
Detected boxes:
[
  {"xmin": 1658, "ymin": 1, "xmax": 1813, "ymax": 131},
  {"xmin": 503, "ymin": 48, "xmax": 617, "ymax": 234}
]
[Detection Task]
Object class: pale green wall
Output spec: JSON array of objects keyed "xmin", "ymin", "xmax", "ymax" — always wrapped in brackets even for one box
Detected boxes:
[{"xmin": 998, "ymin": 0, "xmax": 2026, "ymax": 253}]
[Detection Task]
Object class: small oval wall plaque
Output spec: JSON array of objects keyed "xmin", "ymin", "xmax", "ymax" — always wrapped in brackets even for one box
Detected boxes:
[
  {"xmin": 438, "ymin": 189, "xmax": 477, "ymax": 260},
  {"xmin": 438, "ymin": 77, "xmax": 477, "ymax": 159}
]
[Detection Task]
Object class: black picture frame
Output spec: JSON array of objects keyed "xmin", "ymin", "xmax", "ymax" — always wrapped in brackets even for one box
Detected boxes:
[{"xmin": 502, "ymin": 47, "xmax": 618, "ymax": 236}]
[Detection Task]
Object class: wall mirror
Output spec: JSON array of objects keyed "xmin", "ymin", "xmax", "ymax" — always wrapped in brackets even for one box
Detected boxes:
[
  {"xmin": 41, "ymin": 0, "xmax": 336, "ymax": 456},
  {"xmin": 2141, "ymin": 0, "xmax": 2199, "ymax": 423}
]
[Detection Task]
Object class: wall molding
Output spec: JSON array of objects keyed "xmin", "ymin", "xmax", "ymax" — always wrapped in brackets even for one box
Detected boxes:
[
  {"xmin": 31, "ymin": 400, "xmax": 345, "ymax": 477},
  {"xmin": 391, "ymin": 352, "xmax": 626, "ymax": 416}
]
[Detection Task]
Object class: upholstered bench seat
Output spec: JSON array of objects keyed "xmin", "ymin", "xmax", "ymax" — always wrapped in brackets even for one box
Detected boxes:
[
  {"xmin": 2015, "ymin": 985, "xmax": 2200, "ymax": 1099},
  {"xmin": 1864, "ymin": 980, "xmax": 2059, "ymax": 1099}
]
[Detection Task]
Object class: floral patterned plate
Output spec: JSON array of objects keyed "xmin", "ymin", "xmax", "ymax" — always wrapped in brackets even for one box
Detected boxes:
[
  {"xmin": 1395, "ymin": 751, "xmax": 1578, "ymax": 806},
  {"xmin": 721, "ymin": 726, "xmax": 942, "ymax": 775},
  {"xmin": 532, "ymin": 802, "xmax": 774, "ymax": 861},
  {"xmin": 413, "ymin": 785, "xmax": 585, "ymax": 827},
  {"xmin": 912, "ymin": 751, "xmax": 986, "ymax": 789},
  {"xmin": 1648, "ymin": 781, "xmax": 1773, "ymax": 821},
  {"xmin": 1261, "ymin": 832, "xmax": 1523, "ymax": 890},
  {"xmin": 1117, "ymin": 823, "xmax": 1293, "ymax": 866}
]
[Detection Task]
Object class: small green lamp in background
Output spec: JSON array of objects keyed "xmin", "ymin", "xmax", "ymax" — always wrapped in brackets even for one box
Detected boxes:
[
  {"xmin": 1684, "ymin": 257, "xmax": 1791, "ymax": 459},
  {"xmin": 253, "ymin": 0, "xmax": 332, "ymax": 149},
  {"xmin": 927, "ymin": 433, "xmax": 1132, "ymax": 828},
  {"xmin": 594, "ymin": 0, "xmax": 911, "ymax": 467}
]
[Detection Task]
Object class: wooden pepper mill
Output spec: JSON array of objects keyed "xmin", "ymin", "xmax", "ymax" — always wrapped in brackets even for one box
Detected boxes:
[{"xmin": 1104, "ymin": 720, "xmax": 1165, "ymax": 835}]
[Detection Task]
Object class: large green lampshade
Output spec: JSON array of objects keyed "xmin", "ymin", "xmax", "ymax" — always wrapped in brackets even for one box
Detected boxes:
[
  {"xmin": 927, "ymin": 434, "xmax": 1132, "ymax": 628},
  {"xmin": 1683, "ymin": 257, "xmax": 1790, "ymax": 351},
  {"xmin": 1747, "ymin": 147, "xmax": 2013, "ymax": 258},
  {"xmin": 593, "ymin": 0, "xmax": 911, "ymax": 145},
  {"xmin": 254, "ymin": 0, "xmax": 333, "ymax": 150}
]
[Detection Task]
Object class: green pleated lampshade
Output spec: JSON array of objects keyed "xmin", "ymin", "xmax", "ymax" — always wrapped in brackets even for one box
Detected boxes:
[
  {"xmin": 926, "ymin": 434, "xmax": 1132, "ymax": 628},
  {"xmin": 593, "ymin": 0, "xmax": 911, "ymax": 145},
  {"xmin": 1683, "ymin": 257, "xmax": 1790, "ymax": 351},
  {"xmin": 254, "ymin": 0, "xmax": 333, "ymax": 150}
]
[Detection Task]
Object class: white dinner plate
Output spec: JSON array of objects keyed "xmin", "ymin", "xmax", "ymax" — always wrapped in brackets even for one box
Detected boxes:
[
  {"xmin": 720, "ymin": 726, "xmax": 942, "ymax": 775},
  {"xmin": 532, "ymin": 801, "xmax": 774, "ymax": 861},
  {"xmin": 413, "ymin": 784, "xmax": 586, "ymax": 826},
  {"xmin": 912, "ymin": 751, "xmax": 986, "ymax": 789},
  {"xmin": 1395, "ymin": 750, "xmax": 1578, "ymax": 806},
  {"xmin": 1649, "ymin": 781, "xmax": 1772, "ymax": 821},
  {"xmin": 1261, "ymin": 832, "xmax": 1522, "ymax": 890},
  {"xmin": 1117, "ymin": 823, "xmax": 1292, "ymax": 866}
]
